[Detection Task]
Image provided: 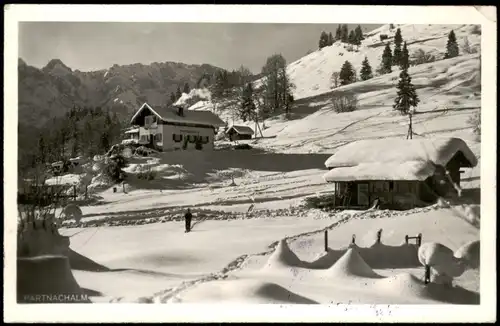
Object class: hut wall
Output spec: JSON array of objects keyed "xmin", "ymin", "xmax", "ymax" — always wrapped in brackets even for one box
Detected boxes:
[{"xmin": 445, "ymin": 152, "xmax": 466, "ymax": 186}]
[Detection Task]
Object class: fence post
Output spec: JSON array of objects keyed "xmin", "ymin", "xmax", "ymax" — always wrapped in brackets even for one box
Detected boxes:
[
  {"xmin": 351, "ymin": 234, "xmax": 356, "ymax": 245},
  {"xmin": 405, "ymin": 235, "xmax": 409, "ymax": 245},
  {"xmin": 424, "ymin": 265, "xmax": 431, "ymax": 284},
  {"xmin": 324, "ymin": 230, "xmax": 328, "ymax": 252},
  {"xmin": 417, "ymin": 233, "xmax": 422, "ymax": 247},
  {"xmin": 73, "ymin": 185, "xmax": 77, "ymax": 201}
]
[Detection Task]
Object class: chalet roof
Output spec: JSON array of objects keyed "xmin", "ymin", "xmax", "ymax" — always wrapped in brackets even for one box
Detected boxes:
[
  {"xmin": 324, "ymin": 137, "xmax": 478, "ymax": 169},
  {"xmin": 226, "ymin": 125, "xmax": 254, "ymax": 135},
  {"xmin": 130, "ymin": 102, "xmax": 225, "ymax": 127},
  {"xmin": 323, "ymin": 161, "xmax": 436, "ymax": 182}
]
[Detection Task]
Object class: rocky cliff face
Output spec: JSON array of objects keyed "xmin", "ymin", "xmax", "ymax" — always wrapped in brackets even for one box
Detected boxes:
[{"xmin": 18, "ymin": 58, "xmax": 223, "ymax": 127}]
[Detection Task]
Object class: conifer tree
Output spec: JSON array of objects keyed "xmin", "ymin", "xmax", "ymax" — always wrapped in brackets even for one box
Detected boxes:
[
  {"xmin": 183, "ymin": 82, "xmax": 190, "ymax": 94},
  {"xmin": 170, "ymin": 92, "xmax": 176, "ymax": 103},
  {"xmin": 341, "ymin": 24, "xmax": 349, "ymax": 43},
  {"xmin": 335, "ymin": 25, "xmax": 342, "ymax": 41},
  {"xmin": 400, "ymin": 42, "xmax": 410, "ymax": 70},
  {"xmin": 360, "ymin": 56, "xmax": 373, "ymax": 81},
  {"xmin": 238, "ymin": 82, "xmax": 257, "ymax": 122},
  {"xmin": 354, "ymin": 25, "xmax": 365, "ymax": 43},
  {"xmin": 348, "ymin": 30, "xmax": 356, "ymax": 45},
  {"xmin": 392, "ymin": 28, "xmax": 403, "ymax": 66},
  {"xmin": 176, "ymin": 86, "xmax": 182, "ymax": 100},
  {"xmin": 444, "ymin": 30, "xmax": 459, "ymax": 59},
  {"xmin": 319, "ymin": 31, "xmax": 329, "ymax": 49},
  {"xmin": 339, "ymin": 60, "xmax": 355, "ymax": 86},
  {"xmin": 393, "ymin": 68, "xmax": 419, "ymax": 115},
  {"xmin": 328, "ymin": 32, "xmax": 334, "ymax": 46},
  {"xmin": 380, "ymin": 43, "xmax": 393, "ymax": 74}
]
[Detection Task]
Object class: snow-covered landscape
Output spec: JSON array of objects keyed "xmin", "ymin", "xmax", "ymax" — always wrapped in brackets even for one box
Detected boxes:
[
  {"xmin": 9, "ymin": 11, "xmax": 496, "ymax": 323},
  {"xmin": 33, "ymin": 23, "xmax": 483, "ymax": 305}
]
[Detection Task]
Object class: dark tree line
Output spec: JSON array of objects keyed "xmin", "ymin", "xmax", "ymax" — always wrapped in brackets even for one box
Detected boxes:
[
  {"xmin": 20, "ymin": 106, "xmax": 125, "ymax": 173},
  {"xmin": 319, "ymin": 25, "xmax": 365, "ymax": 50}
]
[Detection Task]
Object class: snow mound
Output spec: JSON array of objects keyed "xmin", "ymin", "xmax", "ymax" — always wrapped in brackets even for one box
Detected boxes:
[
  {"xmin": 418, "ymin": 242, "xmax": 465, "ymax": 277},
  {"xmin": 17, "ymin": 255, "xmax": 90, "ymax": 303},
  {"xmin": 454, "ymin": 240, "xmax": 480, "ymax": 269},
  {"xmin": 327, "ymin": 247, "xmax": 382, "ymax": 278},
  {"xmin": 263, "ymin": 239, "xmax": 305, "ymax": 269},
  {"xmin": 453, "ymin": 204, "xmax": 480, "ymax": 228},
  {"xmin": 247, "ymin": 281, "xmax": 318, "ymax": 304},
  {"xmin": 173, "ymin": 279, "xmax": 317, "ymax": 304},
  {"xmin": 373, "ymin": 272, "xmax": 431, "ymax": 299}
]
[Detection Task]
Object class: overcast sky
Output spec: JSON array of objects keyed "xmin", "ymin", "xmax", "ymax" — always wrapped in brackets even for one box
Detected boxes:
[{"xmin": 19, "ymin": 22, "xmax": 380, "ymax": 73}]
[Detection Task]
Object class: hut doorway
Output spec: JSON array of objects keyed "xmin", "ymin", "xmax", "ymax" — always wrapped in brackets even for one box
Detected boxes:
[{"xmin": 357, "ymin": 182, "xmax": 370, "ymax": 206}]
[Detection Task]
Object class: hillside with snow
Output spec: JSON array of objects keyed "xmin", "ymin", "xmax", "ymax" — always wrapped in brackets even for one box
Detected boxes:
[{"xmin": 287, "ymin": 24, "xmax": 480, "ymax": 100}]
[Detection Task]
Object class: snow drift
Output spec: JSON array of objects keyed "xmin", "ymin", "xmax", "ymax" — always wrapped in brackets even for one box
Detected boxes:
[{"xmin": 17, "ymin": 255, "xmax": 90, "ymax": 303}]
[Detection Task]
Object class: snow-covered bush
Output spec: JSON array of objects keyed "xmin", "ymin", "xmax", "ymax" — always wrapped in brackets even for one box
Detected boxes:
[
  {"xmin": 137, "ymin": 165, "xmax": 157, "ymax": 181},
  {"xmin": 332, "ymin": 94, "xmax": 358, "ymax": 113},
  {"xmin": 103, "ymin": 154, "xmax": 128, "ymax": 182},
  {"xmin": 411, "ymin": 49, "xmax": 436, "ymax": 66}
]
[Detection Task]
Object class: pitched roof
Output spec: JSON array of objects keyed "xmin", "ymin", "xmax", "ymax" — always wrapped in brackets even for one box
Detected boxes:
[
  {"xmin": 227, "ymin": 125, "xmax": 254, "ymax": 135},
  {"xmin": 323, "ymin": 161, "xmax": 436, "ymax": 182},
  {"xmin": 130, "ymin": 102, "xmax": 225, "ymax": 127},
  {"xmin": 324, "ymin": 137, "xmax": 478, "ymax": 169}
]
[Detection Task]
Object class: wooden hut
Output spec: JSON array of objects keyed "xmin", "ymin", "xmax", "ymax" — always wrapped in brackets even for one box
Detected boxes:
[
  {"xmin": 225, "ymin": 125, "xmax": 254, "ymax": 141},
  {"xmin": 323, "ymin": 137, "xmax": 478, "ymax": 210}
]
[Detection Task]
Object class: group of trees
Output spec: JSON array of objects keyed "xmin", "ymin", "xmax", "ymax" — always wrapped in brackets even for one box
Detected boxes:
[
  {"xmin": 332, "ymin": 55, "xmax": 374, "ymax": 88},
  {"xmin": 23, "ymin": 106, "xmax": 125, "ymax": 172},
  {"xmin": 237, "ymin": 54, "xmax": 294, "ymax": 123},
  {"xmin": 170, "ymin": 82, "xmax": 192, "ymax": 104},
  {"xmin": 319, "ymin": 25, "xmax": 365, "ymax": 49},
  {"xmin": 378, "ymin": 27, "xmax": 410, "ymax": 75},
  {"xmin": 209, "ymin": 66, "xmax": 254, "ymax": 111}
]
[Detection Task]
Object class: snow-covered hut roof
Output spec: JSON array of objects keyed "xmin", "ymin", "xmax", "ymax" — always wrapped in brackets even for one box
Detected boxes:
[
  {"xmin": 324, "ymin": 138, "xmax": 478, "ymax": 169},
  {"xmin": 130, "ymin": 102, "xmax": 225, "ymax": 128},
  {"xmin": 323, "ymin": 161, "xmax": 437, "ymax": 182},
  {"xmin": 226, "ymin": 125, "xmax": 254, "ymax": 136},
  {"xmin": 124, "ymin": 128, "xmax": 139, "ymax": 134}
]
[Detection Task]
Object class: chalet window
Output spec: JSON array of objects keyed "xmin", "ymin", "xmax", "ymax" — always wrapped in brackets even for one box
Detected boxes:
[
  {"xmin": 155, "ymin": 133, "xmax": 162, "ymax": 142},
  {"xmin": 388, "ymin": 181, "xmax": 394, "ymax": 191},
  {"xmin": 145, "ymin": 115, "xmax": 156, "ymax": 126},
  {"xmin": 140, "ymin": 135, "xmax": 148, "ymax": 142},
  {"xmin": 173, "ymin": 134, "xmax": 182, "ymax": 142}
]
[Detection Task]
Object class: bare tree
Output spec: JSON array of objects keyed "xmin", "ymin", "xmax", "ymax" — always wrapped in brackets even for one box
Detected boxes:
[{"xmin": 331, "ymin": 71, "xmax": 340, "ymax": 89}]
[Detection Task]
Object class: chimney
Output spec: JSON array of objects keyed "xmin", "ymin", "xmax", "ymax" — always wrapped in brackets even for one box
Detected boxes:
[{"xmin": 177, "ymin": 106, "xmax": 184, "ymax": 117}]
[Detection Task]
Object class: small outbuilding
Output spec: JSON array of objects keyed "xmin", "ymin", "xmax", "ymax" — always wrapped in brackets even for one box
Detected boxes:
[
  {"xmin": 225, "ymin": 125, "xmax": 254, "ymax": 141},
  {"xmin": 323, "ymin": 137, "xmax": 478, "ymax": 210}
]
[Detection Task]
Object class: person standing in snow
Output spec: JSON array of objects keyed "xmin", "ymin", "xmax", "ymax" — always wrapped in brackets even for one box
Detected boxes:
[{"xmin": 184, "ymin": 208, "xmax": 193, "ymax": 232}]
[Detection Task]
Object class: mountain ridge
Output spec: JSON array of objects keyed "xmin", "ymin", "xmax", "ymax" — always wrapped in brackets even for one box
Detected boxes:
[{"xmin": 18, "ymin": 59, "xmax": 226, "ymax": 128}]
